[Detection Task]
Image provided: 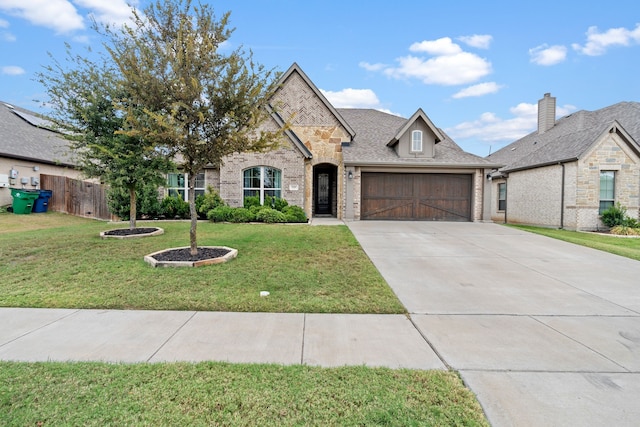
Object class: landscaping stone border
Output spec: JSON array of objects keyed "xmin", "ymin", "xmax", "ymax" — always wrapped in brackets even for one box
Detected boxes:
[
  {"xmin": 100, "ymin": 227, "xmax": 164, "ymax": 239},
  {"xmin": 144, "ymin": 246, "xmax": 238, "ymax": 268}
]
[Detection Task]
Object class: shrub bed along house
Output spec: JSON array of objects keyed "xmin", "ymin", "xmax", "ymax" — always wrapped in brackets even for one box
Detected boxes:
[
  {"xmin": 600, "ymin": 203, "xmax": 640, "ymax": 236},
  {"xmin": 109, "ymin": 185, "xmax": 307, "ymax": 223}
]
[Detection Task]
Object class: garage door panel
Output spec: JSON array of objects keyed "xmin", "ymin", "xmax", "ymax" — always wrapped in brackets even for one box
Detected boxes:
[{"xmin": 361, "ymin": 173, "xmax": 471, "ymax": 221}]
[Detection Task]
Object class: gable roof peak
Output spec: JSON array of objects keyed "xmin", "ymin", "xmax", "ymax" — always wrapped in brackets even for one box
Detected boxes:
[
  {"xmin": 275, "ymin": 63, "xmax": 355, "ymax": 138},
  {"xmin": 387, "ymin": 108, "xmax": 445, "ymax": 147}
]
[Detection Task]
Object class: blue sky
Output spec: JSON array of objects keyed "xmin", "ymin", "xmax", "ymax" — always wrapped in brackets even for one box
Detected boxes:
[{"xmin": 1, "ymin": 0, "xmax": 639, "ymax": 156}]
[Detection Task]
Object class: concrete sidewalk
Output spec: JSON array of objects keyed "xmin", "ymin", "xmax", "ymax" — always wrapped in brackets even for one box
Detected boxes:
[{"xmin": 0, "ymin": 308, "xmax": 443, "ymax": 369}]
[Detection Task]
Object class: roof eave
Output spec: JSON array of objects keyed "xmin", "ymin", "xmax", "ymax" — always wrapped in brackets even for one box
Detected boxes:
[
  {"xmin": 502, "ymin": 157, "xmax": 578, "ymax": 173},
  {"xmin": 344, "ymin": 160, "xmax": 502, "ymax": 169}
]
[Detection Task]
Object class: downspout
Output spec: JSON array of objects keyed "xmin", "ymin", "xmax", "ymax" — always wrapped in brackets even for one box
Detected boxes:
[
  {"xmin": 504, "ymin": 177, "xmax": 508, "ymax": 224},
  {"xmin": 560, "ymin": 162, "xmax": 565, "ymax": 229}
]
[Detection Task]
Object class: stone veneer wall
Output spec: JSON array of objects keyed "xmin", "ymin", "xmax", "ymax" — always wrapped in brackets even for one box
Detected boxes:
[
  {"xmin": 292, "ymin": 125, "xmax": 349, "ymax": 218},
  {"xmin": 472, "ymin": 169, "xmax": 484, "ymax": 221},
  {"xmin": 575, "ymin": 132, "xmax": 640, "ymax": 230}
]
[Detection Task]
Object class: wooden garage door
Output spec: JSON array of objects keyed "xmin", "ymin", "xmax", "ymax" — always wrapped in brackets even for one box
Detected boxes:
[{"xmin": 361, "ymin": 173, "xmax": 472, "ymax": 221}]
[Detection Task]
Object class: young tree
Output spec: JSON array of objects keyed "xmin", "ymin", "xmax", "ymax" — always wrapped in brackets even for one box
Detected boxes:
[
  {"xmin": 38, "ymin": 48, "xmax": 174, "ymax": 229},
  {"xmin": 107, "ymin": 0, "xmax": 284, "ymax": 255}
]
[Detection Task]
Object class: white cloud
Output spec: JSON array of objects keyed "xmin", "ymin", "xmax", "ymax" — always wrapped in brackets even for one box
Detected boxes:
[
  {"xmin": 529, "ymin": 44, "xmax": 567, "ymax": 65},
  {"xmin": 452, "ymin": 82, "xmax": 503, "ymax": 99},
  {"xmin": 359, "ymin": 61, "xmax": 387, "ymax": 72},
  {"xmin": 72, "ymin": 0, "xmax": 138, "ymax": 28},
  {"xmin": 0, "ymin": 0, "xmax": 84, "ymax": 33},
  {"xmin": 384, "ymin": 52, "xmax": 492, "ymax": 86},
  {"xmin": 0, "ymin": 18, "xmax": 9, "ymax": 28},
  {"xmin": 458, "ymin": 34, "xmax": 492, "ymax": 49},
  {"xmin": 367, "ymin": 37, "xmax": 492, "ymax": 86},
  {"xmin": 0, "ymin": 0, "xmax": 137, "ymax": 35},
  {"xmin": 320, "ymin": 88, "xmax": 381, "ymax": 108},
  {"xmin": 2, "ymin": 65, "xmax": 26, "ymax": 75},
  {"xmin": 410, "ymin": 37, "xmax": 462, "ymax": 55},
  {"xmin": 572, "ymin": 23, "xmax": 640, "ymax": 56},
  {"xmin": 446, "ymin": 101, "xmax": 576, "ymax": 144}
]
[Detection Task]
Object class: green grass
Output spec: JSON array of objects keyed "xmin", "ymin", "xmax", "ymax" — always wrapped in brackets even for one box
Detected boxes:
[
  {"xmin": 0, "ymin": 212, "xmax": 404, "ymax": 313},
  {"xmin": 509, "ymin": 225, "xmax": 640, "ymax": 261},
  {"xmin": 0, "ymin": 361, "xmax": 489, "ymax": 426}
]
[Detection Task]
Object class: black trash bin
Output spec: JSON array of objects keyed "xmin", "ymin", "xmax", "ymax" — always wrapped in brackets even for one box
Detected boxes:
[{"xmin": 33, "ymin": 190, "xmax": 53, "ymax": 213}]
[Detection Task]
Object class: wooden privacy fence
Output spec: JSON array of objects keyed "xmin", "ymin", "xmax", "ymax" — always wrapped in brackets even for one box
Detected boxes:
[{"xmin": 40, "ymin": 174, "xmax": 117, "ymax": 221}]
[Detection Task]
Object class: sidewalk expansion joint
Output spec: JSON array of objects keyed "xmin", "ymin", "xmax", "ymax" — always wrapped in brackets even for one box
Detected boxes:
[{"xmin": 146, "ymin": 311, "xmax": 198, "ymax": 362}]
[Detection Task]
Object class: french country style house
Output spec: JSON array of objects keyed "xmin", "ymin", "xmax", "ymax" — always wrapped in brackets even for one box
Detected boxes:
[{"xmin": 174, "ymin": 63, "xmax": 500, "ymax": 221}]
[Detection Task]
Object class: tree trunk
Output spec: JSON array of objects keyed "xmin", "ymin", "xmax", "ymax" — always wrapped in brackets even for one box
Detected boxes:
[
  {"xmin": 189, "ymin": 173, "xmax": 198, "ymax": 255},
  {"xmin": 129, "ymin": 187, "xmax": 137, "ymax": 230}
]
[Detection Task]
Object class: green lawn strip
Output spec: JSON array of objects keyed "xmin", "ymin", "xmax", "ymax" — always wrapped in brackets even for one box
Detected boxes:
[
  {"xmin": 0, "ymin": 361, "xmax": 489, "ymax": 426},
  {"xmin": 0, "ymin": 213, "xmax": 404, "ymax": 313},
  {"xmin": 509, "ymin": 225, "xmax": 640, "ymax": 261}
]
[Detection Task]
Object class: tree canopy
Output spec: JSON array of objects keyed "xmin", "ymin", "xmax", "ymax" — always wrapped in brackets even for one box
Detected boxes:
[
  {"xmin": 106, "ymin": 0, "xmax": 284, "ymax": 254},
  {"xmin": 38, "ymin": 46, "xmax": 174, "ymax": 229}
]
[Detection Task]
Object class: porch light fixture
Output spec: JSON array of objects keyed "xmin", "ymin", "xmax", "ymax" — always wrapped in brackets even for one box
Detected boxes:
[{"xmin": 348, "ymin": 171, "xmax": 353, "ymax": 179}]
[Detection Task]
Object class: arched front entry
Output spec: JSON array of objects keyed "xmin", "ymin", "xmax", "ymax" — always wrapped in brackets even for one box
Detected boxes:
[{"xmin": 313, "ymin": 164, "xmax": 337, "ymax": 217}]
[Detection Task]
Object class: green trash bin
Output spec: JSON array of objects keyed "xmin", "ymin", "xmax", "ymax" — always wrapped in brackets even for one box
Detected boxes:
[{"xmin": 10, "ymin": 188, "xmax": 40, "ymax": 214}]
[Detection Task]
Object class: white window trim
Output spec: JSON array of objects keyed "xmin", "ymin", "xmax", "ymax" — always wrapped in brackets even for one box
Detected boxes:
[
  {"xmin": 243, "ymin": 166, "xmax": 282, "ymax": 205},
  {"xmin": 411, "ymin": 130, "xmax": 423, "ymax": 152},
  {"xmin": 167, "ymin": 172, "xmax": 205, "ymax": 201}
]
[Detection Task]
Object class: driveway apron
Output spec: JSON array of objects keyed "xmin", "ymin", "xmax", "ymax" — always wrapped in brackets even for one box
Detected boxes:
[{"xmin": 347, "ymin": 221, "xmax": 640, "ymax": 427}]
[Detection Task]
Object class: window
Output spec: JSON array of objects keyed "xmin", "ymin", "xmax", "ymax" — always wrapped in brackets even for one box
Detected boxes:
[
  {"xmin": 498, "ymin": 183, "xmax": 506, "ymax": 211},
  {"xmin": 243, "ymin": 166, "xmax": 282, "ymax": 204},
  {"xmin": 411, "ymin": 130, "xmax": 423, "ymax": 152},
  {"xmin": 166, "ymin": 172, "xmax": 205, "ymax": 200},
  {"xmin": 599, "ymin": 171, "xmax": 615, "ymax": 214}
]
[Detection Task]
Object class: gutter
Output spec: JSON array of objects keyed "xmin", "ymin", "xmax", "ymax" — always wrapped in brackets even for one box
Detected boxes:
[
  {"xmin": 344, "ymin": 160, "xmax": 503, "ymax": 169},
  {"xmin": 560, "ymin": 162, "xmax": 565, "ymax": 229}
]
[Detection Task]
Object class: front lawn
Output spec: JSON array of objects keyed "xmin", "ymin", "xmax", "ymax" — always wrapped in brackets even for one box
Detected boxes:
[
  {"xmin": 0, "ymin": 362, "xmax": 489, "ymax": 426},
  {"xmin": 0, "ymin": 212, "xmax": 404, "ymax": 313},
  {"xmin": 510, "ymin": 225, "xmax": 640, "ymax": 261}
]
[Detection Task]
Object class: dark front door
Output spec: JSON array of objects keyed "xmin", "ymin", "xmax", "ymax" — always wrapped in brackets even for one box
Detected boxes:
[{"xmin": 315, "ymin": 172, "xmax": 331, "ymax": 215}]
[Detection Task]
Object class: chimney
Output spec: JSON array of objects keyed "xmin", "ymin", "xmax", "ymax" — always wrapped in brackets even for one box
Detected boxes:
[{"xmin": 538, "ymin": 93, "xmax": 556, "ymax": 134}]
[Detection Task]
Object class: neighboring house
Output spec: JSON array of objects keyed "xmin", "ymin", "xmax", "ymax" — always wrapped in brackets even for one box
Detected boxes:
[
  {"xmin": 180, "ymin": 63, "xmax": 499, "ymax": 221},
  {"xmin": 0, "ymin": 101, "xmax": 80, "ymax": 207},
  {"xmin": 486, "ymin": 93, "xmax": 640, "ymax": 230}
]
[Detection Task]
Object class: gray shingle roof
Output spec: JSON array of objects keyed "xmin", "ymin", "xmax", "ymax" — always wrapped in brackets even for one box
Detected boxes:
[
  {"xmin": 338, "ymin": 108, "xmax": 498, "ymax": 168},
  {"xmin": 0, "ymin": 102, "xmax": 77, "ymax": 166},
  {"xmin": 487, "ymin": 101, "xmax": 640, "ymax": 172}
]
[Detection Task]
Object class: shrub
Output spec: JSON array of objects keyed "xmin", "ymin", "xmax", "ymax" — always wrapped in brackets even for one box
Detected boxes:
[
  {"xmin": 243, "ymin": 196, "xmax": 261, "ymax": 209},
  {"xmin": 197, "ymin": 186, "xmax": 226, "ymax": 219},
  {"xmin": 282, "ymin": 205, "xmax": 308, "ymax": 223},
  {"xmin": 107, "ymin": 183, "xmax": 163, "ymax": 220},
  {"xmin": 610, "ymin": 225, "xmax": 640, "ymax": 236},
  {"xmin": 265, "ymin": 195, "xmax": 289, "ymax": 211},
  {"xmin": 256, "ymin": 207, "xmax": 287, "ymax": 223},
  {"xmin": 160, "ymin": 195, "xmax": 190, "ymax": 219},
  {"xmin": 230, "ymin": 207, "xmax": 255, "ymax": 223},
  {"xmin": 207, "ymin": 205, "xmax": 234, "ymax": 222},
  {"xmin": 600, "ymin": 203, "xmax": 627, "ymax": 227}
]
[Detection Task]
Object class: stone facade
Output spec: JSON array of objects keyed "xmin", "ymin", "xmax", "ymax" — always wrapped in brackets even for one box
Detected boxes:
[
  {"xmin": 490, "ymin": 131, "xmax": 640, "ymax": 230},
  {"xmin": 576, "ymin": 132, "xmax": 640, "ymax": 229}
]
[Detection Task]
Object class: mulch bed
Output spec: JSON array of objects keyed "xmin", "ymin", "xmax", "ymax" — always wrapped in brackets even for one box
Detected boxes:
[
  {"xmin": 150, "ymin": 247, "xmax": 231, "ymax": 262},
  {"xmin": 102, "ymin": 227, "xmax": 160, "ymax": 236}
]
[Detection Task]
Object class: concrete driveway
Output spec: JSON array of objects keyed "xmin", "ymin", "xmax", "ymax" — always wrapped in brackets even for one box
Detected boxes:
[{"xmin": 347, "ymin": 221, "xmax": 640, "ymax": 427}]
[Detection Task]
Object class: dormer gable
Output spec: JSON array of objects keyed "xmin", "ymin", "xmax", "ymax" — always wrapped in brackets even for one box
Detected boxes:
[{"xmin": 387, "ymin": 108, "xmax": 443, "ymax": 158}]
